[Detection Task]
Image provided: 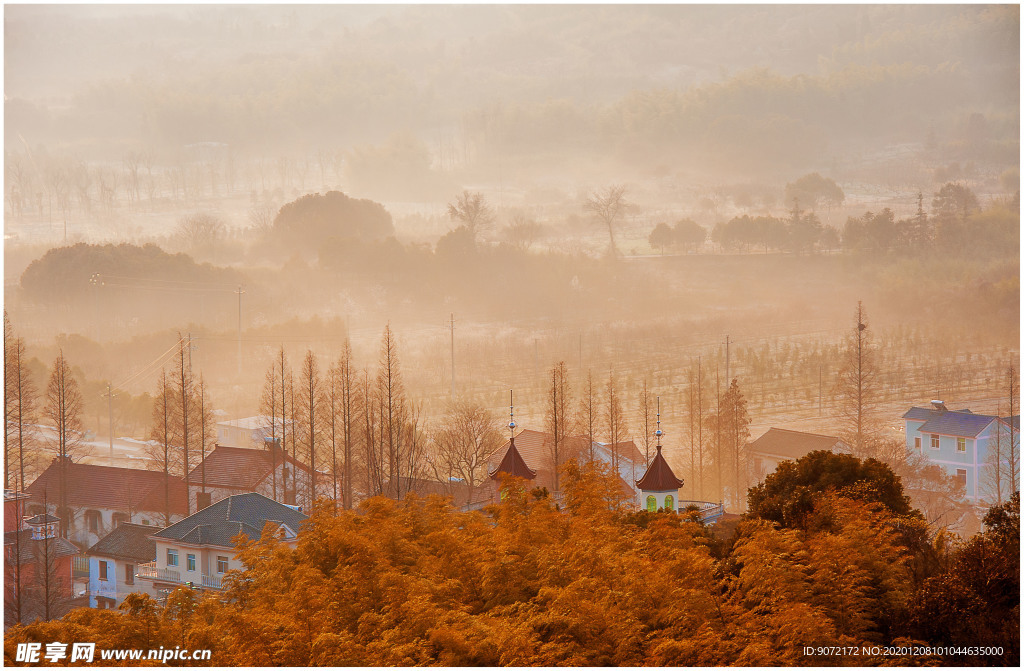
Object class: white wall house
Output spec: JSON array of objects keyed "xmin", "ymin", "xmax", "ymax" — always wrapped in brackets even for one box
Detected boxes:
[
  {"xmin": 903, "ymin": 401, "xmax": 1019, "ymax": 503},
  {"xmin": 138, "ymin": 492, "xmax": 307, "ymax": 601},
  {"xmin": 25, "ymin": 459, "xmax": 188, "ymax": 549},
  {"xmin": 85, "ymin": 523, "xmax": 158, "ymax": 609}
]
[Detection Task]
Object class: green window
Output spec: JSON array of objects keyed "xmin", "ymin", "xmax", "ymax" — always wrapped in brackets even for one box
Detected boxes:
[
  {"xmin": 646, "ymin": 495, "xmax": 656, "ymax": 512},
  {"xmin": 957, "ymin": 437, "xmax": 966, "ymax": 452},
  {"xmin": 664, "ymin": 495, "xmax": 674, "ymax": 511}
]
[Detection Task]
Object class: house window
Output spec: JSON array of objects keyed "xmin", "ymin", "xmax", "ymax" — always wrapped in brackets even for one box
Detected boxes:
[
  {"xmin": 167, "ymin": 549, "xmax": 178, "ymax": 567},
  {"xmin": 125, "ymin": 564, "xmax": 134, "ymax": 585},
  {"xmin": 646, "ymin": 495, "xmax": 656, "ymax": 512},
  {"xmin": 186, "ymin": 554, "xmax": 196, "ymax": 572},
  {"xmin": 217, "ymin": 556, "xmax": 228, "ymax": 574},
  {"xmin": 86, "ymin": 510, "xmax": 102, "ymax": 533},
  {"xmin": 955, "ymin": 469, "xmax": 967, "ymax": 487},
  {"xmin": 197, "ymin": 492, "xmax": 212, "ymax": 510},
  {"xmin": 914, "ymin": 437, "xmax": 922, "ymax": 451},
  {"xmin": 112, "ymin": 513, "xmax": 129, "ymax": 528},
  {"xmin": 99, "ymin": 561, "xmax": 108, "ymax": 581},
  {"xmin": 930, "ymin": 434, "xmax": 940, "ymax": 450},
  {"xmin": 957, "ymin": 437, "xmax": 966, "ymax": 452},
  {"xmin": 664, "ymin": 495, "xmax": 675, "ymax": 511}
]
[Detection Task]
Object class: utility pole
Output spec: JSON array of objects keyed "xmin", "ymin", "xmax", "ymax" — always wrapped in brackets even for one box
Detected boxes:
[
  {"xmin": 449, "ymin": 313, "xmax": 455, "ymax": 398},
  {"xmin": 235, "ymin": 286, "xmax": 245, "ymax": 376}
]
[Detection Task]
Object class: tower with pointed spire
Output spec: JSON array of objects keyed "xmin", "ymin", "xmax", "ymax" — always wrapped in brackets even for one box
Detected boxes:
[
  {"xmin": 488, "ymin": 391, "xmax": 537, "ymax": 490},
  {"xmin": 635, "ymin": 397, "xmax": 684, "ymax": 512}
]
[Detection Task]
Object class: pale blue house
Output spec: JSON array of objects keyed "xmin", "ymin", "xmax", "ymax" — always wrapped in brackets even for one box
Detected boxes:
[{"xmin": 903, "ymin": 400, "xmax": 1019, "ymax": 503}]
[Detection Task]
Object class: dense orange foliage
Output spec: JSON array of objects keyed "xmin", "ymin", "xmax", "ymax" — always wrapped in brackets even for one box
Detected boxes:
[{"xmin": 4, "ymin": 463, "xmax": 1018, "ymax": 667}]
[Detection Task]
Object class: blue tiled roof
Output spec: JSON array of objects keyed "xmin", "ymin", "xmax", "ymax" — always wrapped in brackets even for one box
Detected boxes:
[
  {"xmin": 902, "ymin": 407, "xmax": 935, "ymax": 421},
  {"xmin": 1003, "ymin": 416, "xmax": 1020, "ymax": 431},
  {"xmin": 917, "ymin": 412, "xmax": 998, "ymax": 438},
  {"xmin": 153, "ymin": 492, "xmax": 307, "ymax": 548}
]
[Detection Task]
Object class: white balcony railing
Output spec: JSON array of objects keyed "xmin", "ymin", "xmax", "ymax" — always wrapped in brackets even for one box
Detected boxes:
[
  {"xmin": 137, "ymin": 562, "xmax": 181, "ymax": 584},
  {"xmin": 138, "ymin": 562, "xmax": 223, "ymax": 590}
]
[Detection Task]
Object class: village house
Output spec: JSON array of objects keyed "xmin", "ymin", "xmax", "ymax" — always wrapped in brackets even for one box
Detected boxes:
[
  {"xmin": 84, "ymin": 523, "xmax": 157, "ymax": 609},
  {"xmin": 215, "ymin": 416, "xmax": 292, "ymax": 449},
  {"xmin": 746, "ymin": 427, "xmax": 849, "ymax": 483},
  {"xmin": 187, "ymin": 443, "xmax": 316, "ymax": 509},
  {"xmin": 137, "ymin": 492, "xmax": 307, "ymax": 600},
  {"xmin": 24, "ymin": 459, "xmax": 188, "ymax": 549},
  {"xmin": 903, "ymin": 400, "xmax": 1019, "ymax": 503}
]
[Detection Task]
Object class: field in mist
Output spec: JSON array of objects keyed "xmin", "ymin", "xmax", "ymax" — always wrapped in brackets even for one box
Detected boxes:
[{"xmin": 4, "ymin": 4, "xmax": 1019, "ymax": 500}]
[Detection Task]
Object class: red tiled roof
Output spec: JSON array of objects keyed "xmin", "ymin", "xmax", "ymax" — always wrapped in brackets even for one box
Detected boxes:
[
  {"xmin": 188, "ymin": 445, "xmax": 310, "ymax": 490},
  {"xmin": 489, "ymin": 436, "xmax": 537, "ymax": 480},
  {"xmin": 26, "ymin": 458, "xmax": 188, "ymax": 516},
  {"xmin": 635, "ymin": 446, "xmax": 684, "ymax": 491}
]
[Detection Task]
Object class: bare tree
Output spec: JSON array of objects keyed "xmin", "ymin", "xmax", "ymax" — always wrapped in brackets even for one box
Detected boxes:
[
  {"xmin": 196, "ymin": 375, "xmax": 215, "ymax": 505},
  {"xmin": 835, "ymin": 301, "xmax": 880, "ymax": 458},
  {"xmin": 503, "ymin": 212, "xmax": 543, "ymax": 251},
  {"xmin": 637, "ymin": 378, "xmax": 655, "ymax": 468},
  {"xmin": 336, "ymin": 340, "xmax": 359, "ymax": 509},
  {"xmin": 259, "ymin": 363, "xmax": 281, "ymax": 501},
  {"xmin": 579, "ymin": 370, "xmax": 598, "ymax": 462},
  {"xmin": 174, "ymin": 212, "xmax": 225, "ymax": 251},
  {"xmin": 173, "ymin": 334, "xmax": 194, "ymax": 514},
  {"xmin": 248, "ymin": 201, "xmax": 277, "ymax": 234},
  {"xmin": 5, "ymin": 313, "xmax": 39, "ymax": 492},
  {"xmin": 605, "ymin": 367, "xmax": 628, "ymax": 474},
  {"xmin": 447, "ymin": 190, "xmax": 494, "ymax": 243},
  {"xmin": 584, "ymin": 185, "xmax": 628, "ymax": 257},
  {"xmin": 546, "ymin": 361, "xmax": 574, "ymax": 494},
  {"xmin": 430, "ymin": 399, "xmax": 502, "ymax": 505},
  {"xmin": 296, "ymin": 350, "xmax": 324, "ymax": 509},
  {"xmin": 146, "ymin": 370, "xmax": 176, "ymax": 526},
  {"xmin": 377, "ymin": 324, "xmax": 409, "ymax": 499},
  {"xmin": 687, "ymin": 358, "xmax": 709, "ymax": 501},
  {"xmin": 44, "ymin": 351, "xmax": 85, "ymax": 537}
]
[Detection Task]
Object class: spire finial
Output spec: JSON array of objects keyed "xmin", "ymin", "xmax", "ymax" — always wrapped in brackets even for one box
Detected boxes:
[
  {"xmin": 508, "ymin": 389, "xmax": 516, "ymax": 438},
  {"xmin": 655, "ymin": 396, "xmax": 663, "ymax": 451}
]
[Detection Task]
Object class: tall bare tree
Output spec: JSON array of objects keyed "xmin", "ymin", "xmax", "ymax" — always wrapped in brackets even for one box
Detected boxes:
[
  {"xmin": 584, "ymin": 185, "xmax": 628, "ymax": 257},
  {"xmin": 44, "ymin": 351, "xmax": 84, "ymax": 537},
  {"xmin": 337, "ymin": 340, "xmax": 358, "ymax": 510},
  {"xmin": 605, "ymin": 368, "xmax": 628, "ymax": 474},
  {"xmin": 686, "ymin": 358, "xmax": 709, "ymax": 501},
  {"xmin": 296, "ymin": 350, "xmax": 324, "ymax": 509},
  {"xmin": 173, "ymin": 334, "xmax": 194, "ymax": 514},
  {"xmin": 5, "ymin": 313, "xmax": 38, "ymax": 493},
  {"xmin": 835, "ymin": 301, "xmax": 880, "ymax": 458},
  {"xmin": 377, "ymin": 324, "xmax": 409, "ymax": 499},
  {"xmin": 195, "ymin": 375, "xmax": 215, "ymax": 505},
  {"xmin": 146, "ymin": 370, "xmax": 176, "ymax": 526},
  {"xmin": 546, "ymin": 361, "xmax": 574, "ymax": 494},
  {"xmin": 579, "ymin": 371, "xmax": 597, "ymax": 462},
  {"xmin": 259, "ymin": 363, "xmax": 281, "ymax": 501},
  {"xmin": 637, "ymin": 379, "xmax": 655, "ymax": 468}
]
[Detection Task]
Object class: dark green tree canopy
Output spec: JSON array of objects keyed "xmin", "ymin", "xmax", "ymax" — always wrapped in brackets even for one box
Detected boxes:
[
  {"xmin": 271, "ymin": 190, "xmax": 394, "ymax": 254},
  {"xmin": 747, "ymin": 450, "xmax": 915, "ymax": 529}
]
